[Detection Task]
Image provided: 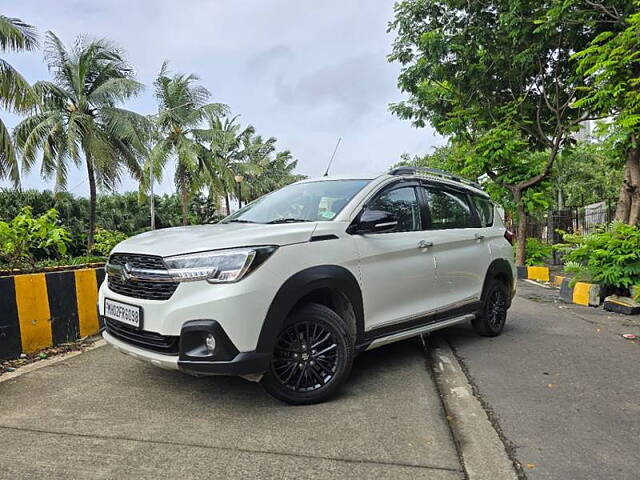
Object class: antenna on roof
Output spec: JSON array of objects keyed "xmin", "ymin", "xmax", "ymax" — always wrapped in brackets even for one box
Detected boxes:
[{"xmin": 323, "ymin": 137, "xmax": 342, "ymax": 177}]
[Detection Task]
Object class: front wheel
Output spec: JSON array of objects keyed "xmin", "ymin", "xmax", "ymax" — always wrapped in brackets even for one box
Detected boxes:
[
  {"xmin": 261, "ymin": 303, "xmax": 353, "ymax": 405},
  {"xmin": 472, "ymin": 280, "xmax": 509, "ymax": 337}
]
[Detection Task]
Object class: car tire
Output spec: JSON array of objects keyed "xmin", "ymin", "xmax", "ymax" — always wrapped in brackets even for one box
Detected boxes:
[
  {"xmin": 472, "ymin": 279, "xmax": 509, "ymax": 337},
  {"xmin": 261, "ymin": 303, "xmax": 353, "ymax": 405}
]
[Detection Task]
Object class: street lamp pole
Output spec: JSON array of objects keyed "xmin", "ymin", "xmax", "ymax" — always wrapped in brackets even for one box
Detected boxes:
[
  {"xmin": 150, "ymin": 160, "xmax": 156, "ymax": 230},
  {"xmin": 234, "ymin": 175, "xmax": 244, "ymax": 210}
]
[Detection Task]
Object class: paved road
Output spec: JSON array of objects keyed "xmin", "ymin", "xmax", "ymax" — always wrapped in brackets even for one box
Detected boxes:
[
  {"xmin": 443, "ymin": 280, "xmax": 640, "ymax": 480},
  {"xmin": 0, "ymin": 338, "xmax": 463, "ymax": 480}
]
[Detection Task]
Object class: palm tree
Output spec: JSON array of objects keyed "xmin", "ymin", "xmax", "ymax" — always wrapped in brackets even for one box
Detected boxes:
[
  {"xmin": 152, "ymin": 62, "xmax": 226, "ymax": 225},
  {"xmin": 243, "ymin": 148, "xmax": 303, "ymax": 202},
  {"xmin": 194, "ymin": 115, "xmax": 254, "ymax": 214},
  {"xmin": 0, "ymin": 14, "xmax": 37, "ymax": 187},
  {"xmin": 14, "ymin": 32, "xmax": 147, "ymax": 251}
]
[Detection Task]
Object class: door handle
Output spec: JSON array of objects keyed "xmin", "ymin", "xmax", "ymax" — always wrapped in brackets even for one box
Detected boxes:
[
  {"xmin": 418, "ymin": 240, "xmax": 434, "ymax": 249},
  {"xmin": 474, "ymin": 233, "xmax": 485, "ymax": 240}
]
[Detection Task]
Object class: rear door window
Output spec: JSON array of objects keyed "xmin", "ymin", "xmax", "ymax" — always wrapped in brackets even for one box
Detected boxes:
[
  {"xmin": 423, "ymin": 187, "xmax": 475, "ymax": 229},
  {"xmin": 472, "ymin": 196, "xmax": 494, "ymax": 227}
]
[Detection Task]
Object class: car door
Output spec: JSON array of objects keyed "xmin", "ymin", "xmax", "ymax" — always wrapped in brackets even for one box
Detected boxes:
[
  {"xmin": 420, "ymin": 184, "xmax": 487, "ymax": 310},
  {"xmin": 351, "ymin": 182, "xmax": 438, "ymax": 331}
]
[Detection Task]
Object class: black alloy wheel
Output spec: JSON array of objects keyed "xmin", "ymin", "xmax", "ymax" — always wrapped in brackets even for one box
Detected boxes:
[
  {"xmin": 261, "ymin": 303, "xmax": 353, "ymax": 405},
  {"xmin": 272, "ymin": 321, "xmax": 339, "ymax": 392},
  {"xmin": 486, "ymin": 288, "xmax": 507, "ymax": 331},
  {"xmin": 472, "ymin": 280, "xmax": 509, "ymax": 337}
]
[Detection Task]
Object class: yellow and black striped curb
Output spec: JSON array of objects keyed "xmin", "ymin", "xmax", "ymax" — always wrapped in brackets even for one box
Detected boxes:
[
  {"xmin": 555, "ymin": 275, "xmax": 602, "ymax": 307},
  {"xmin": 516, "ymin": 265, "xmax": 550, "ymax": 282},
  {"xmin": 517, "ymin": 266, "xmax": 603, "ymax": 307},
  {"xmin": 0, "ymin": 268, "xmax": 105, "ymax": 360}
]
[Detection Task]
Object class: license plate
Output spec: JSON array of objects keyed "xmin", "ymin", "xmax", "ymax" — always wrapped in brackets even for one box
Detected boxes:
[{"xmin": 104, "ymin": 298, "xmax": 143, "ymax": 329}]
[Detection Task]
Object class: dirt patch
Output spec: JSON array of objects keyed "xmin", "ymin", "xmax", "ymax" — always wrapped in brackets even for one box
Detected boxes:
[{"xmin": 0, "ymin": 336, "xmax": 101, "ymax": 376}]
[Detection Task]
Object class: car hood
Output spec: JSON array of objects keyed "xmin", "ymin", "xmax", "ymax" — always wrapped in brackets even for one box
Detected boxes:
[{"xmin": 111, "ymin": 222, "xmax": 319, "ymax": 258}]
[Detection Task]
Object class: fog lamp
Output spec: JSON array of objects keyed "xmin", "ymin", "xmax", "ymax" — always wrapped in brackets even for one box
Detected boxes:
[{"xmin": 205, "ymin": 334, "xmax": 216, "ymax": 354}]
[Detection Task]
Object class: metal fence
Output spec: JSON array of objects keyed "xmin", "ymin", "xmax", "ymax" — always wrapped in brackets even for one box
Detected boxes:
[{"xmin": 515, "ymin": 199, "xmax": 617, "ymax": 264}]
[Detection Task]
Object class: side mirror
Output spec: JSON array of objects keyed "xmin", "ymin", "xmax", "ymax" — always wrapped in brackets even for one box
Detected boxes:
[{"xmin": 349, "ymin": 210, "xmax": 398, "ymax": 234}]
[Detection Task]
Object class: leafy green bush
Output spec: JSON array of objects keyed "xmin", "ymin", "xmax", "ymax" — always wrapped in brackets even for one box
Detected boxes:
[
  {"xmin": 555, "ymin": 223, "xmax": 640, "ymax": 289},
  {"xmin": 0, "ymin": 207, "xmax": 71, "ymax": 270},
  {"xmin": 91, "ymin": 228, "xmax": 128, "ymax": 256},
  {"xmin": 515, "ymin": 237, "xmax": 552, "ymax": 266}
]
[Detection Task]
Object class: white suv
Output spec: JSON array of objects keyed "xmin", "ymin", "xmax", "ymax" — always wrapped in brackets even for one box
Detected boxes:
[{"xmin": 99, "ymin": 167, "xmax": 516, "ymax": 404}]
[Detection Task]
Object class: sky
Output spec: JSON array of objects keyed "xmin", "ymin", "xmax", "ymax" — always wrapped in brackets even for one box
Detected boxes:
[{"xmin": 1, "ymin": 0, "xmax": 442, "ymax": 196}]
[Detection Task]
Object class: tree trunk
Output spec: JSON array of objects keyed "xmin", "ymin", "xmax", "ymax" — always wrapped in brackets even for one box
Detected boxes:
[
  {"xmin": 86, "ymin": 154, "xmax": 97, "ymax": 254},
  {"xmin": 180, "ymin": 187, "xmax": 189, "ymax": 226},
  {"xmin": 627, "ymin": 136, "xmax": 640, "ymax": 226},
  {"xmin": 615, "ymin": 135, "xmax": 640, "ymax": 225},
  {"xmin": 513, "ymin": 188, "xmax": 527, "ymax": 267},
  {"xmin": 224, "ymin": 192, "xmax": 231, "ymax": 215},
  {"xmin": 614, "ymin": 166, "xmax": 632, "ymax": 223}
]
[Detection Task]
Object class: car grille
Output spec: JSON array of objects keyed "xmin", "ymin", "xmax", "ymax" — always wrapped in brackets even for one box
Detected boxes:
[
  {"xmin": 107, "ymin": 253, "xmax": 178, "ymax": 301},
  {"xmin": 104, "ymin": 318, "xmax": 180, "ymax": 355}
]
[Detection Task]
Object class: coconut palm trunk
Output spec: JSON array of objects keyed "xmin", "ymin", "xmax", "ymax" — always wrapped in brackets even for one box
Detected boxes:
[
  {"xmin": 180, "ymin": 187, "xmax": 190, "ymax": 225},
  {"xmin": 86, "ymin": 152, "xmax": 97, "ymax": 252}
]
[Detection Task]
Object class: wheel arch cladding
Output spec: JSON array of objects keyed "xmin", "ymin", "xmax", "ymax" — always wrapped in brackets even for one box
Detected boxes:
[
  {"xmin": 481, "ymin": 259, "xmax": 514, "ymax": 306},
  {"xmin": 256, "ymin": 265, "xmax": 364, "ymax": 353}
]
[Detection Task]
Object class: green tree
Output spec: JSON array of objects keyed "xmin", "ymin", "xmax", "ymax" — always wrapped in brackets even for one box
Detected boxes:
[
  {"xmin": 151, "ymin": 62, "xmax": 227, "ymax": 225},
  {"xmin": 570, "ymin": 2, "xmax": 640, "ymax": 224},
  {"xmin": 14, "ymin": 32, "xmax": 147, "ymax": 251},
  {"xmin": 388, "ymin": 0, "xmax": 605, "ymax": 265},
  {"xmin": 0, "ymin": 14, "xmax": 37, "ymax": 186},
  {"xmin": 552, "ymin": 140, "xmax": 623, "ymax": 209}
]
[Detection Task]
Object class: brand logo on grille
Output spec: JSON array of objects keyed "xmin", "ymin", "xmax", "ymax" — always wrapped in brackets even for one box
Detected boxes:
[{"xmin": 120, "ymin": 263, "xmax": 133, "ymax": 282}]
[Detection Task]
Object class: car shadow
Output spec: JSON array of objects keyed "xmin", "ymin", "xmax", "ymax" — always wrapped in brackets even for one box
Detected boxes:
[{"xmin": 137, "ymin": 337, "xmax": 427, "ymax": 407}]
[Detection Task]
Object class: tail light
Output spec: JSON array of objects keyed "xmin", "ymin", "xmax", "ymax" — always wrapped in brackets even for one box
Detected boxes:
[{"xmin": 504, "ymin": 229, "xmax": 515, "ymax": 245}]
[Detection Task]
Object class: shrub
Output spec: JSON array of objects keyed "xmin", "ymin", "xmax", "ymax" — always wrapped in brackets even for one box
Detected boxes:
[
  {"xmin": 555, "ymin": 223, "xmax": 640, "ymax": 290},
  {"xmin": 91, "ymin": 228, "xmax": 128, "ymax": 256},
  {"xmin": 516, "ymin": 237, "xmax": 552, "ymax": 266},
  {"xmin": 0, "ymin": 207, "xmax": 71, "ymax": 270}
]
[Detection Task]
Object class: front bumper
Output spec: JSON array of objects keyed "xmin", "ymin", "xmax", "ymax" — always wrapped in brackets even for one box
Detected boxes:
[
  {"xmin": 103, "ymin": 331, "xmax": 179, "ymax": 371},
  {"xmin": 103, "ymin": 319, "xmax": 272, "ymax": 376}
]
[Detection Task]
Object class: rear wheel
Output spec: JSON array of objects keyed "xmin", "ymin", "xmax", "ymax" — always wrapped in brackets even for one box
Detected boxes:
[
  {"xmin": 261, "ymin": 303, "xmax": 353, "ymax": 405},
  {"xmin": 472, "ymin": 280, "xmax": 509, "ymax": 337}
]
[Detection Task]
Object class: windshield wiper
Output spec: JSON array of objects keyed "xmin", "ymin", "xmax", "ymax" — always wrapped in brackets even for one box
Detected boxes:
[
  {"xmin": 225, "ymin": 219, "xmax": 256, "ymax": 224},
  {"xmin": 266, "ymin": 218, "xmax": 310, "ymax": 224}
]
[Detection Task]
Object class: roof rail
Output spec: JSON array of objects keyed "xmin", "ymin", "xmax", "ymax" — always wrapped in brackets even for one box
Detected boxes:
[{"xmin": 388, "ymin": 166, "xmax": 483, "ymax": 190}]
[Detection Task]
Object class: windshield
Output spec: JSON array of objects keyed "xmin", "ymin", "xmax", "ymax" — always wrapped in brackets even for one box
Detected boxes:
[{"xmin": 222, "ymin": 179, "xmax": 371, "ymax": 224}]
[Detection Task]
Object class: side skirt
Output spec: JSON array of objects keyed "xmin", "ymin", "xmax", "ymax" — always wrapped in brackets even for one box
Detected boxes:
[
  {"xmin": 355, "ymin": 300, "xmax": 481, "ymax": 353},
  {"xmin": 363, "ymin": 314, "xmax": 474, "ymax": 351}
]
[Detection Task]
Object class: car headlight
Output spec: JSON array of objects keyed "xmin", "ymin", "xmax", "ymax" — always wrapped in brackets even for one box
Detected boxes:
[{"xmin": 163, "ymin": 246, "xmax": 277, "ymax": 283}]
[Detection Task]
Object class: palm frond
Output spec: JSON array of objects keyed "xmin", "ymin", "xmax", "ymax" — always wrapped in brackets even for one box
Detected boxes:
[
  {"xmin": 0, "ymin": 58, "xmax": 34, "ymax": 112},
  {"xmin": 0, "ymin": 117, "xmax": 19, "ymax": 187},
  {"xmin": 0, "ymin": 15, "xmax": 37, "ymax": 52},
  {"xmin": 89, "ymin": 77, "xmax": 143, "ymax": 106}
]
